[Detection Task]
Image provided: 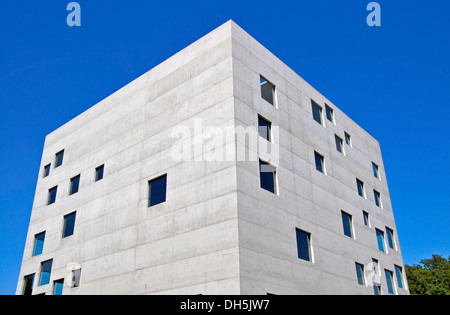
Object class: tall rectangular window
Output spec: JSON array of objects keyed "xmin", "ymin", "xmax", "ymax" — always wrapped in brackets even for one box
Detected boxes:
[
  {"xmin": 53, "ymin": 279, "xmax": 64, "ymax": 295},
  {"xmin": 95, "ymin": 165, "xmax": 104, "ymax": 182},
  {"xmin": 296, "ymin": 229, "xmax": 312, "ymax": 262},
  {"xmin": 372, "ymin": 259, "xmax": 381, "ymax": 295},
  {"xmin": 259, "ymin": 160, "xmax": 277, "ymax": 194},
  {"xmin": 335, "ymin": 135, "xmax": 343, "ymax": 154},
  {"xmin": 314, "ymin": 151, "xmax": 325, "ymax": 174},
  {"xmin": 43, "ymin": 164, "xmax": 51, "ymax": 178},
  {"xmin": 39, "ymin": 259, "xmax": 53, "ymax": 286},
  {"xmin": 258, "ymin": 115, "xmax": 272, "ymax": 141},
  {"xmin": 22, "ymin": 274, "xmax": 35, "ymax": 295},
  {"xmin": 48, "ymin": 186, "xmax": 58, "ymax": 205},
  {"xmin": 341, "ymin": 211, "xmax": 353, "ymax": 238},
  {"xmin": 148, "ymin": 174, "xmax": 167, "ymax": 207},
  {"xmin": 344, "ymin": 132, "xmax": 351, "ymax": 146},
  {"xmin": 63, "ymin": 212, "xmax": 77, "ymax": 238},
  {"xmin": 355, "ymin": 263, "xmax": 365, "ymax": 286},
  {"xmin": 385, "ymin": 269, "xmax": 395, "ymax": 294},
  {"xmin": 386, "ymin": 227, "xmax": 395, "ymax": 250},
  {"xmin": 372, "ymin": 162, "xmax": 379, "ymax": 179},
  {"xmin": 71, "ymin": 269, "xmax": 82, "ymax": 288},
  {"xmin": 33, "ymin": 232, "xmax": 46, "ymax": 257},
  {"xmin": 260, "ymin": 76, "xmax": 275, "ymax": 106},
  {"xmin": 363, "ymin": 211, "xmax": 370, "ymax": 227},
  {"xmin": 311, "ymin": 101, "xmax": 323, "ymax": 125},
  {"xmin": 55, "ymin": 150, "xmax": 64, "ymax": 168},
  {"xmin": 356, "ymin": 179, "xmax": 365, "ymax": 198},
  {"xmin": 376, "ymin": 229, "xmax": 385, "ymax": 252},
  {"xmin": 70, "ymin": 175, "xmax": 80, "ymax": 195},
  {"xmin": 374, "ymin": 190, "xmax": 382, "ymax": 207},
  {"xmin": 325, "ymin": 105, "xmax": 334, "ymax": 123},
  {"xmin": 395, "ymin": 265, "xmax": 404, "ymax": 289}
]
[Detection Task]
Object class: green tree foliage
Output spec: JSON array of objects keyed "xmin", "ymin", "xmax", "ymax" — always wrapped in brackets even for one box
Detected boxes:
[{"xmin": 406, "ymin": 255, "xmax": 450, "ymax": 295}]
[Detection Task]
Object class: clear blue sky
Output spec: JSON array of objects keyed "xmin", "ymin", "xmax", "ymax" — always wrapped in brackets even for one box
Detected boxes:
[{"xmin": 0, "ymin": 0, "xmax": 448, "ymax": 295}]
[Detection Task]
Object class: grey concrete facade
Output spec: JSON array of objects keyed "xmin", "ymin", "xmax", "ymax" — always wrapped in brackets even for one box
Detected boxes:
[{"xmin": 16, "ymin": 20, "xmax": 408, "ymax": 295}]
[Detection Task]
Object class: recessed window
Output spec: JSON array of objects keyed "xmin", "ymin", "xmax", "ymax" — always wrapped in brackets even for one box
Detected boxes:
[
  {"xmin": 259, "ymin": 160, "xmax": 277, "ymax": 194},
  {"xmin": 362, "ymin": 211, "xmax": 370, "ymax": 227},
  {"xmin": 355, "ymin": 263, "xmax": 365, "ymax": 286},
  {"xmin": 395, "ymin": 265, "xmax": 404, "ymax": 289},
  {"xmin": 39, "ymin": 259, "xmax": 53, "ymax": 286},
  {"xmin": 260, "ymin": 76, "xmax": 275, "ymax": 106},
  {"xmin": 48, "ymin": 186, "xmax": 58, "ymax": 205},
  {"xmin": 70, "ymin": 175, "xmax": 80, "ymax": 195},
  {"xmin": 22, "ymin": 274, "xmax": 35, "ymax": 295},
  {"xmin": 372, "ymin": 162, "xmax": 380, "ymax": 179},
  {"xmin": 374, "ymin": 190, "xmax": 382, "ymax": 207},
  {"xmin": 71, "ymin": 269, "xmax": 82, "ymax": 288},
  {"xmin": 63, "ymin": 212, "xmax": 77, "ymax": 238},
  {"xmin": 376, "ymin": 229, "xmax": 385, "ymax": 252},
  {"xmin": 148, "ymin": 174, "xmax": 167, "ymax": 207},
  {"xmin": 95, "ymin": 165, "xmax": 104, "ymax": 182},
  {"xmin": 33, "ymin": 232, "xmax": 46, "ymax": 257},
  {"xmin": 55, "ymin": 150, "xmax": 64, "ymax": 168},
  {"xmin": 296, "ymin": 229, "xmax": 312, "ymax": 262},
  {"xmin": 344, "ymin": 132, "xmax": 352, "ymax": 146},
  {"xmin": 335, "ymin": 135, "xmax": 344, "ymax": 154},
  {"xmin": 53, "ymin": 279, "xmax": 64, "ymax": 296},
  {"xmin": 311, "ymin": 101, "xmax": 323, "ymax": 125},
  {"xmin": 341, "ymin": 211, "xmax": 353, "ymax": 238},
  {"xmin": 356, "ymin": 179, "xmax": 365, "ymax": 198},
  {"xmin": 43, "ymin": 164, "xmax": 51, "ymax": 178},
  {"xmin": 385, "ymin": 269, "xmax": 395, "ymax": 294},
  {"xmin": 386, "ymin": 227, "xmax": 395, "ymax": 250},
  {"xmin": 314, "ymin": 151, "xmax": 325, "ymax": 174},
  {"xmin": 372, "ymin": 259, "xmax": 381, "ymax": 295},
  {"xmin": 325, "ymin": 105, "xmax": 334, "ymax": 123},
  {"xmin": 258, "ymin": 115, "xmax": 272, "ymax": 142}
]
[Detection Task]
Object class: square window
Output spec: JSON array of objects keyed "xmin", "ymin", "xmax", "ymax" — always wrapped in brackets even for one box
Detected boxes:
[
  {"xmin": 311, "ymin": 101, "xmax": 323, "ymax": 125},
  {"xmin": 372, "ymin": 162, "xmax": 380, "ymax": 179},
  {"xmin": 43, "ymin": 164, "xmax": 51, "ymax": 178},
  {"xmin": 374, "ymin": 190, "xmax": 382, "ymax": 207},
  {"xmin": 258, "ymin": 115, "xmax": 272, "ymax": 142},
  {"xmin": 95, "ymin": 165, "xmax": 104, "ymax": 182},
  {"xmin": 148, "ymin": 174, "xmax": 167, "ymax": 207},
  {"xmin": 335, "ymin": 135, "xmax": 343, "ymax": 154},
  {"xmin": 355, "ymin": 263, "xmax": 365, "ymax": 286},
  {"xmin": 341, "ymin": 211, "xmax": 353, "ymax": 238},
  {"xmin": 259, "ymin": 160, "xmax": 277, "ymax": 194},
  {"xmin": 325, "ymin": 105, "xmax": 334, "ymax": 123},
  {"xmin": 296, "ymin": 229, "xmax": 312, "ymax": 262},
  {"xmin": 70, "ymin": 175, "xmax": 80, "ymax": 195},
  {"xmin": 53, "ymin": 279, "xmax": 64, "ymax": 296},
  {"xmin": 356, "ymin": 179, "xmax": 365, "ymax": 198},
  {"xmin": 344, "ymin": 132, "xmax": 352, "ymax": 146},
  {"xmin": 33, "ymin": 232, "xmax": 46, "ymax": 257},
  {"xmin": 260, "ymin": 76, "xmax": 275, "ymax": 106},
  {"xmin": 48, "ymin": 186, "xmax": 58, "ymax": 205},
  {"xmin": 376, "ymin": 229, "xmax": 385, "ymax": 252},
  {"xmin": 314, "ymin": 151, "xmax": 325, "ymax": 174},
  {"xmin": 22, "ymin": 274, "xmax": 35, "ymax": 295},
  {"xmin": 55, "ymin": 150, "xmax": 64, "ymax": 168},
  {"xmin": 63, "ymin": 212, "xmax": 77, "ymax": 238},
  {"xmin": 39, "ymin": 259, "xmax": 53, "ymax": 286}
]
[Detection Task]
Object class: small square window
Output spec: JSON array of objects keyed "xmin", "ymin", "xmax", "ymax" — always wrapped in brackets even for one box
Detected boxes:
[
  {"xmin": 33, "ymin": 232, "xmax": 46, "ymax": 257},
  {"xmin": 148, "ymin": 174, "xmax": 167, "ymax": 207},
  {"xmin": 356, "ymin": 179, "xmax": 365, "ymax": 198},
  {"xmin": 311, "ymin": 101, "xmax": 323, "ymax": 125},
  {"xmin": 335, "ymin": 135, "xmax": 344, "ymax": 154},
  {"xmin": 296, "ymin": 229, "xmax": 312, "ymax": 262},
  {"xmin": 39, "ymin": 259, "xmax": 53, "ymax": 286},
  {"xmin": 372, "ymin": 162, "xmax": 380, "ymax": 179},
  {"xmin": 70, "ymin": 175, "xmax": 80, "ymax": 195},
  {"xmin": 344, "ymin": 132, "xmax": 352, "ymax": 146},
  {"xmin": 63, "ymin": 212, "xmax": 77, "ymax": 238},
  {"xmin": 341, "ymin": 211, "xmax": 353, "ymax": 238},
  {"xmin": 48, "ymin": 186, "xmax": 58, "ymax": 205},
  {"xmin": 260, "ymin": 76, "xmax": 275, "ymax": 106},
  {"xmin": 374, "ymin": 190, "xmax": 382, "ymax": 207},
  {"xmin": 55, "ymin": 150, "xmax": 64, "ymax": 168},
  {"xmin": 325, "ymin": 105, "xmax": 334, "ymax": 123},
  {"xmin": 259, "ymin": 160, "xmax": 277, "ymax": 194},
  {"xmin": 95, "ymin": 165, "xmax": 104, "ymax": 182},
  {"xmin": 258, "ymin": 115, "xmax": 272, "ymax": 142},
  {"xmin": 43, "ymin": 164, "xmax": 51, "ymax": 178},
  {"xmin": 355, "ymin": 263, "xmax": 365, "ymax": 286},
  {"xmin": 314, "ymin": 151, "xmax": 325, "ymax": 174}
]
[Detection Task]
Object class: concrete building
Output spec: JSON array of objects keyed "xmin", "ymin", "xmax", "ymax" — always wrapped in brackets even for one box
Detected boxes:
[{"xmin": 16, "ymin": 20, "xmax": 408, "ymax": 295}]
